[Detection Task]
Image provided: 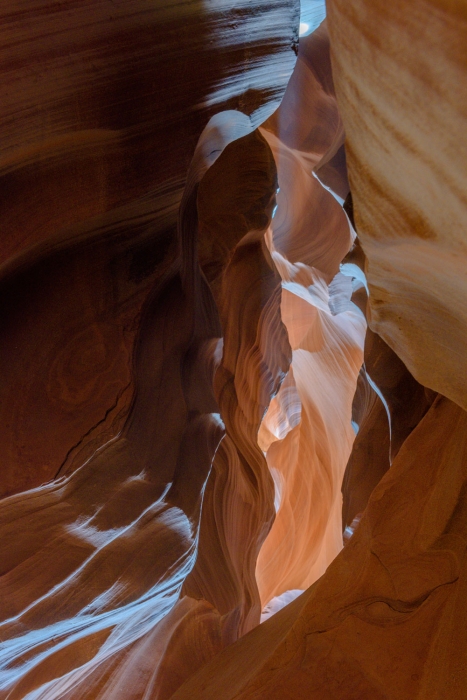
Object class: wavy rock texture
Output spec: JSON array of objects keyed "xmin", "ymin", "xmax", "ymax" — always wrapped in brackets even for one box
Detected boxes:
[
  {"xmin": 341, "ymin": 329, "xmax": 436, "ymax": 532},
  {"xmin": 0, "ymin": 260, "xmax": 225, "ymax": 699},
  {"xmin": 0, "ymin": 0, "xmax": 298, "ymax": 499},
  {"xmin": 2, "ymin": 0, "xmax": 466, "ymax": 698},
  {"xmin": 340, "ymin": 232, "xmax": 435, "ymax": 531},
  {"xmin": 170, "ymin": 5, "xmax": 467, "ymax": 699},
  {"xmin": 0, "ymin": 1, "xmax": 300, "ymax": 698},
  {"xmin": 172, "ymin": 396, "xmax": 467, "ymax": 700},
  {"xmin": 326, "ymin": 0, "xmax": 467, "ymax": 411},
  {"xmin": 181, "ymin": 124, "xmax": 291, "ymax": 641},
  {"xmin": 257, "ymin": 242, "xmax": 365, "ymax": 607},
  {"xmin": 255, "ymin": 24, "xmax": 365, "ymax": 610},
  {"xmin": 261, "ymin": 22, "xmax": 352, "ymax": 279},
  {"xmin": 0, "ymin": 118, "xmax": 292, "ymax": 697}
]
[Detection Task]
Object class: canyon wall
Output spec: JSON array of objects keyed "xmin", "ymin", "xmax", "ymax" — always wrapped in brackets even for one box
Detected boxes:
[{"xmin": 1, "ymin": 1, "xmax": 466, "ymax": 699}]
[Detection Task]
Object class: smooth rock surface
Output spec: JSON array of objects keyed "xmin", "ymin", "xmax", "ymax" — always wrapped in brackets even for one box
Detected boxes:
[{"xmin": 327, "ymin": 0, "xmax": 467, "ymax": 411}]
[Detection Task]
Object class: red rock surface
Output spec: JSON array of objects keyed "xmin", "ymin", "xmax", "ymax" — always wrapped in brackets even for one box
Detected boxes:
[
  {"xmin": 1, "ymin": 1, "xmax": 466, "ymax": 698},
  {"xmin": 0, "ymin": 0, "xmax": 298, "ymax": 499}
]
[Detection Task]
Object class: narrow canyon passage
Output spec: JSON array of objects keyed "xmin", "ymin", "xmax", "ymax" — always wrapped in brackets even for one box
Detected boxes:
[{"xmin": 1, "ymin": 1, "xmax": 466, "ymax": 699}]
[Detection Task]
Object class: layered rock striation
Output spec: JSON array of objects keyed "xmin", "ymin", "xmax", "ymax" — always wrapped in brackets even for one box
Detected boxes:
[{"xmin": 1, "ymin": 1, "xmax": 466, "ymax": 699}]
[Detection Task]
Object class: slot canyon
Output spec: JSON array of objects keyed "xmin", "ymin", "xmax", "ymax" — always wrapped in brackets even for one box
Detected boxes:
[{"xmin": 1, "ymin": 0, "xmax": 466, "ymax": 698}]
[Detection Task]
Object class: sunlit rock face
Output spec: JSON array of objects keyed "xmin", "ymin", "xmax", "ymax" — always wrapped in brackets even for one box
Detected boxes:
[
  {"xmin": 172, "ymin": 397, "xmax": 467, "ymax": 700},
  {"xmin": 2, "ymin": 1, "xmax": 467, "ymax": 699},
  {"xmin": 170, "ymin": 2, "xmax": 467, "ymax": 699},
  {"xmin": 254, "ymin": 23, "xmax": 365, "ymax": 610},
  {"xmin": 326, "ymin": 0, "xmax": 467, "ymax": 412}
]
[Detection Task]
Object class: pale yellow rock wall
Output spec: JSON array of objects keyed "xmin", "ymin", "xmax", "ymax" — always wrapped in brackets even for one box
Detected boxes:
[{"xmin": 327, "ymin": 0, "xmax": 467, "ymax": 410}]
